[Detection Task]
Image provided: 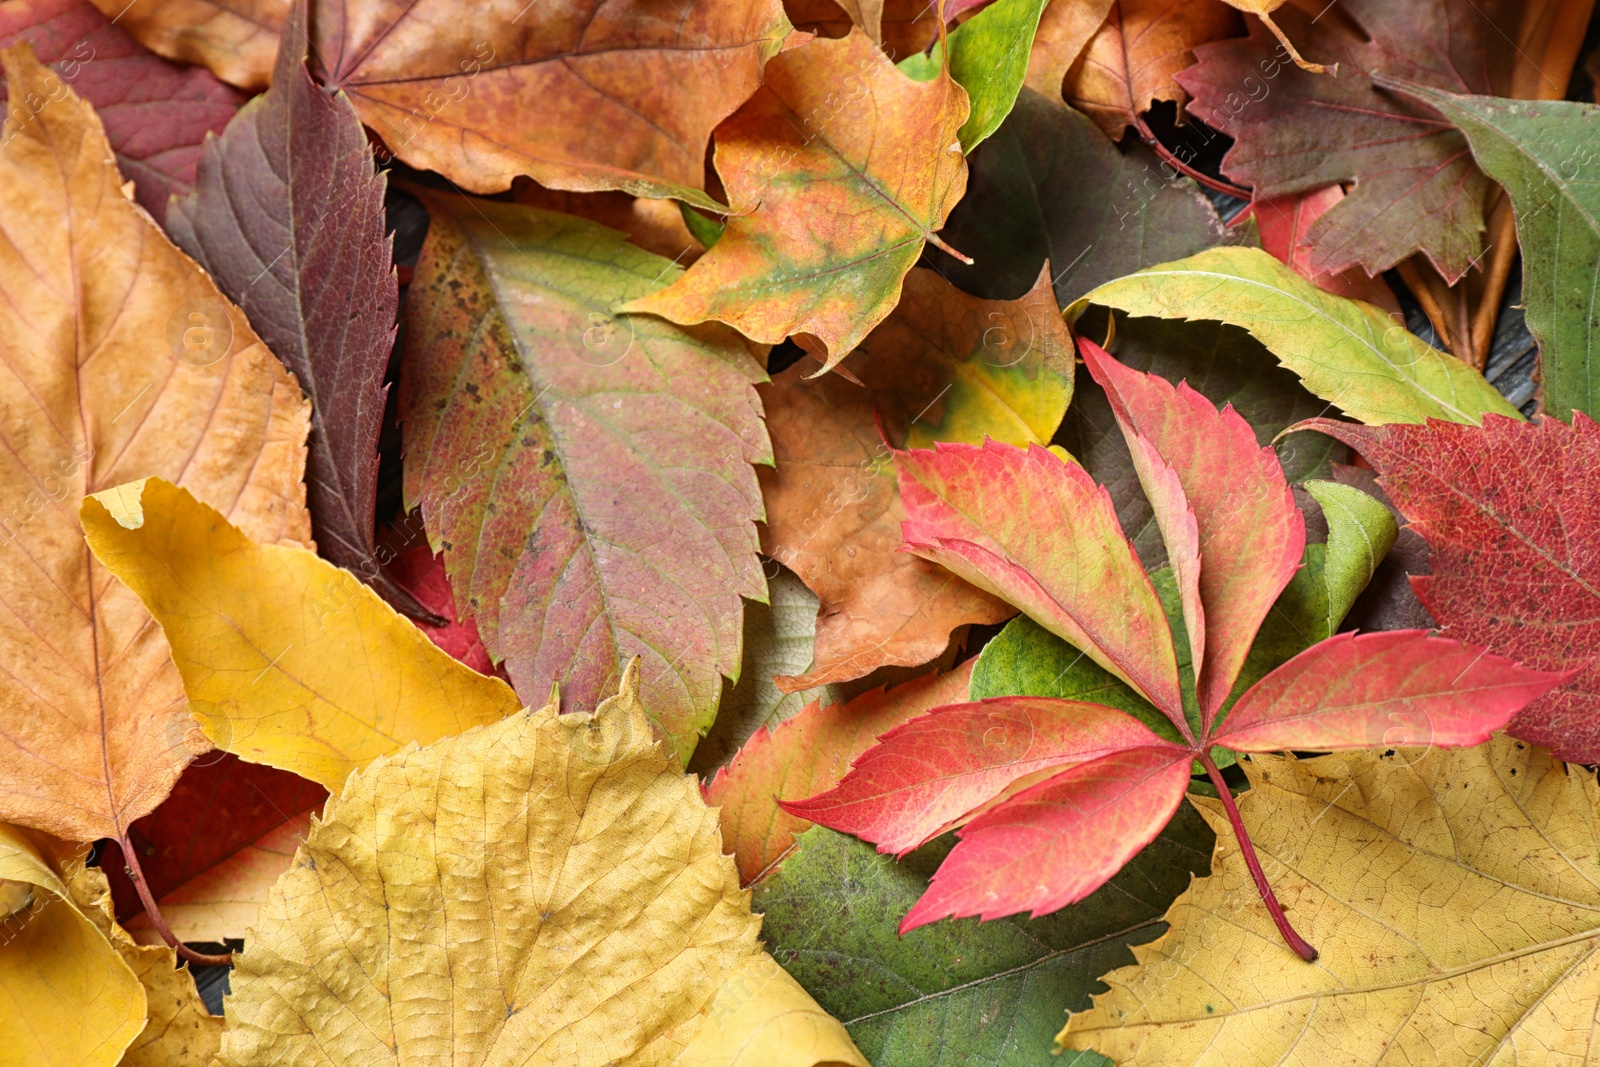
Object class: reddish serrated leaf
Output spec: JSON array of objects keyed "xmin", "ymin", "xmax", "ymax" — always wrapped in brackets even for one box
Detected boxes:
[
  {"xmin": 166, "ymin": 13, "xmax": 433, "ymax": 619},
  {"xmin": 401, "ymin": 194, "xmax": 769, "ymax": 763},
  {"xmin": 705, "ymin": 660, "xmax": 972, "ymax": 885},
  {"xmin": 1212, "ymin": 630, "xmax": 1568, "ymax": 752},
  {"xmin": 1177, "ymin": 0, "xmax": 1521, "ymax": 281},
  {"xmin": 1081, "ymin": 338, "xmax": 1304, "ymax": 725},
  {"xmin": 781, "ymin": 697, "xmax": 1180, "ymax": 857},
  {"xmin": 899, "ymin": 744, "xmax": 1192, "ymax": 931},
  {"xmin": 0, "ymin": 0, "xmax": 246, "ymax": 222},
  {"xmin": 897, "ymin": 439, "xmax": 1185, "ymax": 722},
  {"xmin": 1298, "ymin": 414, "xmax": 1600, "ymax": 762},
  {"xmin": 1233, "ymin": 186, "xmax": 1401, "ymax": 315}
]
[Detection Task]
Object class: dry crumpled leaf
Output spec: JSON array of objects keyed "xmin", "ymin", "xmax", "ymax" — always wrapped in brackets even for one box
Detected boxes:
[
  {"xmin": 1061, "ymin": 736, "xmax": 1600, "ymax": 1063},
  {"xmin": 622, "ymin": 30, "xmax": 970, "ymax": 373},
  {"xmin": 81, "ymin": 478, "xmax": 520, "ymax": 793},
  {"xmin": 757, "ymin": 266, "xmax": 1077, "ymax": 689},
  {"xmin": 219, "ymin": 665, "xmax": 867, "ymax": 1067},
  {"xmin": 0, "ymin": 825, "xmax": 221, "ymax": 1067},
  {"xmin": 51, "ymin": 845, "xmax": 223, "ymax": 1067},
  {"xmin": 0, "ymin": 44, "xmax": 310, "ymax": 844},
  {"xmin": 1064, "ymin": 0, "xmax": 1239, "ymax": 138},
  {"xmin": 0, "ymin": 827, "xmax": 145, "ymax": 1067}
]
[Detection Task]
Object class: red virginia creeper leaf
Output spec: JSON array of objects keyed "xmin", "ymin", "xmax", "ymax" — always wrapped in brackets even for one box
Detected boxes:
[
  {"xmin": 781, "ymin": 697, "xmax": 1180, "ymax": 857},
  {"xmin": 1177, "ymin": 0, "xmax": 1521, "ymax": 281},
  {"xmin": 167, "ymin": 14, "xmax": 433, "ymax": 619},
  {"xmin": 705, "ymin": 660, "xmax": 973, "ymax": 885},
  {"xmin": 898, "ymin": 744, "xmax": 1192, "ymax": 931},
  {"xmin": 0, "ymin": 0, "xmax": 246, "ymax": 222},
  {"xmin": 897, "ymin": 440, "xmax": 1184, "ymax": 720},
  {"xmin": 1212, "ymin": 630, "xmax": 1569, "ymax": 752},
  {"xmin": 1298, "ymin": 414, "xmax": 1600, "ymax": 763},
  {"xmin": 1081, "ymin": 338, "xmax": 1305, "ymax": 726}
]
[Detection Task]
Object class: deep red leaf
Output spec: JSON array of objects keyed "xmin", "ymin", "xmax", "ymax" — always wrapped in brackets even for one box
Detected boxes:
[
  {"xmin": 1298, "ymin": 414, "xmax": 1600, "ymax": 762},
  {"xmin": 780, "ymin": 698, "xmax": 1179, "ymax": 856},
  {"xmin": 898, "ymin": 745, "xmax": 1192, "ymax": 931},
  {"xmin": 99, "ymin": 753, "xmax": 325, "ymax": 925},
  {"xmin": 0, "ymin": 0, "xmax": 245, "ymax": 222},
  {"xmin": 1213, "ymin": 630, "xmax": 1568, "ymax": 752},
  {"xmin": 1177, "ymin": 0, "xmax": 1520, "ymax": 281},
  {"xmin": 164, "ymin": 14, "xmax": 432, "ymax": 620}
]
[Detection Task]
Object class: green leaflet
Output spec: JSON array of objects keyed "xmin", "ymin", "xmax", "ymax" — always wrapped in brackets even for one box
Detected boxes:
[
  {"xmin": 1073, "ymin": 247, "xmax": 1523, "ymax": 426},
  {"xmin": 973, "ymin": 482, "xmax": 1396, "ymax": 749},
  {"xmin": 899, "ymin": 0, "xmax": 1051, "ymax": 151},
  {"xmin": 755, "ymin": 819, "xmax": 1213, "ymax": 1066},
  {"xmin": 969, "ymin": 567, "xmax": 1209, "ymax": 758},
  {"xmin": 1377, "ymin": 79, "xmax": 1599, "ymax": 422},
  {"xmin": 1218, "ymin": 480, "xmax": 1398, "ymax": 720}
]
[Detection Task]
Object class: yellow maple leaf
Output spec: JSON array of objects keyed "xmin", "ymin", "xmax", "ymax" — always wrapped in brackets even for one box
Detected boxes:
[
  {"xmin": 1060, "ymin": 736, "xmax": 1600, "ymax": 1064},
  {"xmin": 218, "ymin": 663, "xmax": 867, "ymax": 1067}
]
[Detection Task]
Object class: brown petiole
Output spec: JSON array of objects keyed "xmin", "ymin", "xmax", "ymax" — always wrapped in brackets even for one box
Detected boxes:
[
  {"xmin": 1197, "ymin": 752, "xmax": 1318, "ymax": 962},
  {"xmin": 119, "ymin": 833, "xmax": 233, "ymax": 968}
]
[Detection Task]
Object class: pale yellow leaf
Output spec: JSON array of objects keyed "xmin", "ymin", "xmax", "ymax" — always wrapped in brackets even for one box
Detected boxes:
[
  {"xmin": 81, "ymin": 478, "xmax": 521, "ymax": 793},
  {"xmin": 0, "ymin": 826, "xmax": 145, "ymax": 1067},
  {"xmin": 217, "ymin": 665, "xmax": 865, "ymax": 1066},
  {"xmin": 1060, "ymin": 736, "xmax": 1600, "ymax": 1065}
]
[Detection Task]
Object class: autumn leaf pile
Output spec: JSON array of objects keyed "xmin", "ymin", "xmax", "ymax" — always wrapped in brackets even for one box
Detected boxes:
[{"xmin": 0, "ymin": 0, "xmax": 1596, "ymax": 1063}]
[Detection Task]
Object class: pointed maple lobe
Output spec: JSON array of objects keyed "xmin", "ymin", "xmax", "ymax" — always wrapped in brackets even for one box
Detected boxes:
[
  {"xmin": 1081, "ymin": 339, "xmax": 1305, "ymax": 725},
  {"xmin": 1177, "ymin": 0, "xmax": 1521, "ymax": 280},
  {"xmin": 781, "ymin": 698, "xmax": 1183, "ymax": 857},
  {"xmin": 621, "ymin": 29, "xmax": 970, "ymax": 371},
  {"xmin": 1300, "ymin": 414, "xmax": 1600, "ymax": 762},
  {"xmin": 896, "ymin": 439, "xmax": 1185, "ymax": 722}
]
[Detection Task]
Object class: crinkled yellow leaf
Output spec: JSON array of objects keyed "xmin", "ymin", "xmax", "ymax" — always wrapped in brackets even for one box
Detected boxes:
[
  {"xmin": 0, "ymin": 44, "xmax": 312, "ymax": 844},
  {"xmin": 81, "ymin": 478, "xmax": 520, "ymax": 793},
  {"xmin": 45, "ymin": 841, "xmax": 223, "ymax": 1067},
  {"xmin": 218, "ymin": 665, "xmax": 866, "ymax": 1067},
  {"xmin": 0, "ymin": 826, "xmax": 145, "ymax": 1067},
  {"xmin": 1060, "ymin": 736, "xmax": 1600, "ymax": 1065}
]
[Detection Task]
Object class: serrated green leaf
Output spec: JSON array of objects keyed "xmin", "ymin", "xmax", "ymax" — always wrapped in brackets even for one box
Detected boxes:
[{"xmin": 1074, "ymin": 246, "xmax": 1522, "ymax": 426}]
